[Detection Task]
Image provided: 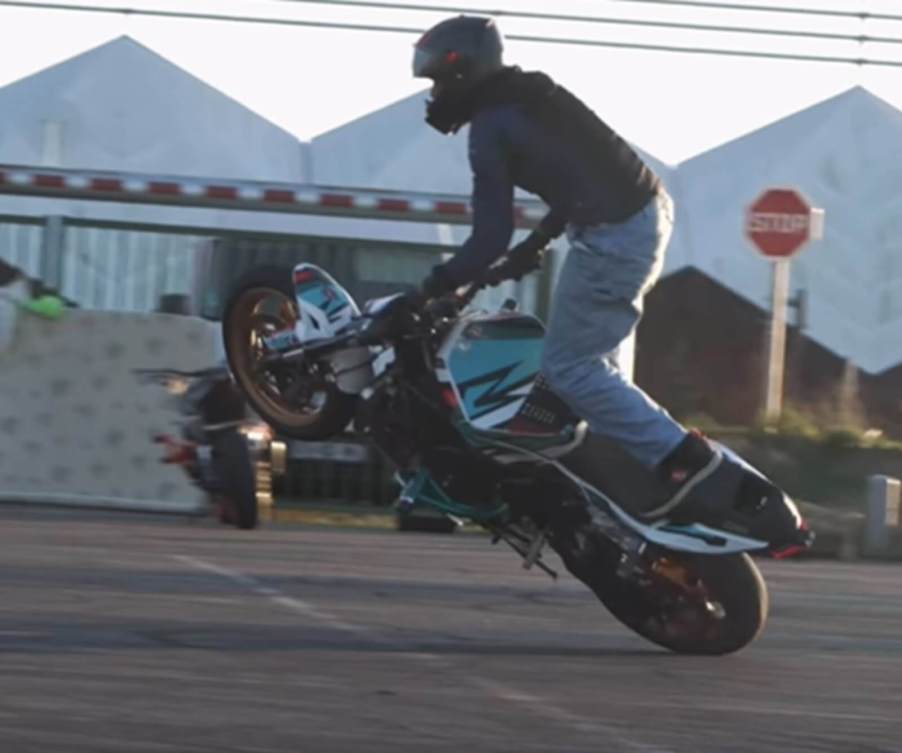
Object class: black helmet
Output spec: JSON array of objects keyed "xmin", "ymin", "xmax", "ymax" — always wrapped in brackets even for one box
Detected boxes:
[{"xmin": 412, "ymin": 16, "xmax": 504, "ymax": 134}]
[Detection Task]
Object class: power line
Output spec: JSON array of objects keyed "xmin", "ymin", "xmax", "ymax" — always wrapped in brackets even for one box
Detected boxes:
[
  {"xmin": 2, "ymin": 0, "xmax": 902, "ymax": 67},
  {"xmin": 0, "ymin": 1, "xmax": 423, "ymax": 32},
  {"xmin": 263, "ymin": 0, "xmax": 902, "ymax": 46},
  {"xmin": 513, "ymin": 32, "xmax": 902, "ymax": 66},
  {"xmin": 608, "ymin": 0, "xmax": 902, "ymax": 23}
]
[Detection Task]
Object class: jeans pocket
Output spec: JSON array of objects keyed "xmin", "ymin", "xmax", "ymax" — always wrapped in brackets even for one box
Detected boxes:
[{"xmin": 575, "ymin": 225, "xmax": 660, "ymax": 302}]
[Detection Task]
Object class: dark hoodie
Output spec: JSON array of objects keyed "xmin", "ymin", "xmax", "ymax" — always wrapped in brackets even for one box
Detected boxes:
[{"xmin": 437, "ymin": 68, "xmax": 661, "ymax": 288}]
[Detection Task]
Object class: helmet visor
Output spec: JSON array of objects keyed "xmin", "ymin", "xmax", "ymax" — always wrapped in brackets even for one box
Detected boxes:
[{"xmin": 412, "ymin": 44, "xmax": 441, "ymax": 78}]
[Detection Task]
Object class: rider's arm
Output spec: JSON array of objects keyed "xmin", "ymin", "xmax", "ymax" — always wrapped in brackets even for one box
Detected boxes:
[
  {"xmin": 509, "ymin": 210, "xmax": 565, "ymax": 258},
  {"xmin": 423, "ymin": 110, "xmax": 514, "ymax": 296}
]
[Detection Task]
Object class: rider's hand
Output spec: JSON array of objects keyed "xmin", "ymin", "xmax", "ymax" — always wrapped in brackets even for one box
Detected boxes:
[
  {"xmin": 423, "ymin": 295, "xmax": 460, "ymax": 320},
  {"xmin": 420, "ymin": 266, "xmax": 456, "ymax": 299},
  {"xmin": 405, "ymin": 263, "xmax": 466, "ymax": 314},
  {"xmin": 399, "ymin": 287, "xmax": 430, "ymax": 312}
]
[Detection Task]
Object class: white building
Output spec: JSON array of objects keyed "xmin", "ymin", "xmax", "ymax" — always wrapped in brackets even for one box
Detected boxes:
[
  {"xmin": 0, "ymin": 36, "xmax": 898, "ymax": 374},
  {"xmin": 667, "ymin": 87, "xmax": 902, "ymax": 374}
]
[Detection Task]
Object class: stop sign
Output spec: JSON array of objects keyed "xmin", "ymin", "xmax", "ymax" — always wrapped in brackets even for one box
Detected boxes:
[{"xmin": 745, "ymin": 188, "xmax": 820, "ymax": 258}]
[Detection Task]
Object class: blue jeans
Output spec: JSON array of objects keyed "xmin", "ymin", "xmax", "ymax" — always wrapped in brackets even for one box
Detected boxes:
[{"xmin": 542, "ymin": 192, "xmax": 686, "ymax": 468}]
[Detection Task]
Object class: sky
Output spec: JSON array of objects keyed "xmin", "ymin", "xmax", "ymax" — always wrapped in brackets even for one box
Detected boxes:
[{"xmin": 0, "ymin": 0, "xmax": 901, "ymax": 164}]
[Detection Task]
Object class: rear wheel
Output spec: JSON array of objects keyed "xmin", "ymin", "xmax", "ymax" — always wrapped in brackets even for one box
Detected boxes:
[
  {"xmin": 212, "ymin": 431, "xmax": 258, "ymax": 530},
  {"xmin": 222, "ymin": 266, "xmax": 356, "ymax": 440},
  {"xmin": 597, "ymin": 551, "xmax": 768, "ymax": 655},
  {"xmin": 547, "ymin": 504, "xmax": 768, "ymax": 655}
]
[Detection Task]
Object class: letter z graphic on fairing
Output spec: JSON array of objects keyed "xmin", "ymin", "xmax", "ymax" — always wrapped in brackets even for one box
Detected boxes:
[{"xmin": 456, "ymin": 363, "xmax": 537, "ymax": 421}]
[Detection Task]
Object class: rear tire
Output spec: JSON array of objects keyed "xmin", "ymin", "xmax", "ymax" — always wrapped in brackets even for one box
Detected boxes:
[
  {"xmin": 547, "ymin": 503, "xmax": 768, "ymax": 655},
  {"xmin": 598, "ymin": 552, "xmax": 768, "ymax": 655},
  {"xmin": 213, "ymin": 431, "xmax": 258, "ymax": 530},
  {"xmin": 222, "ymin": 266, "xmax": 356, "ymax": 440}
]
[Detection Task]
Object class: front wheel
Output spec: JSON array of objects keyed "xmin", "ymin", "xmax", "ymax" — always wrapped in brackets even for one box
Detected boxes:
[{"xmin": 222, "ymin": 266, "xmax": 356, "ymax": 440}]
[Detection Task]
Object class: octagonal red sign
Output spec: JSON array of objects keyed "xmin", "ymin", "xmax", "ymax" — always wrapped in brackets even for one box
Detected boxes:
[{"xmin": 745, "ymin": 188, "xmax": 815, "ymax": 258}]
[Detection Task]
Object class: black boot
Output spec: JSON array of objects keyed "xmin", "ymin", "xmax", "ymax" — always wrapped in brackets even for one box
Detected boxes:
[
  {"xmin": 645, "ymin": 431, "xmax": 725, "ymax": 521},
  {"xmin": 647, "ymin": 432, "xmax": 812, "ymax": 552}
]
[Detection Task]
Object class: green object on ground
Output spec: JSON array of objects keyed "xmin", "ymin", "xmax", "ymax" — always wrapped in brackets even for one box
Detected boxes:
[{"xmin": 21, "ymin": 295, "xmax": 64, "ymax": 320}]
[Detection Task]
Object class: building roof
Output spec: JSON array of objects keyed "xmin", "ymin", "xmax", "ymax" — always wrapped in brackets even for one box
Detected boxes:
[
  {"xmin": 0, "ymin": 36, "xmax": 306, "ymax": 181},
  {"xmin": 668, "ymin": 86, "xmax": 902, "ymax": 373}
]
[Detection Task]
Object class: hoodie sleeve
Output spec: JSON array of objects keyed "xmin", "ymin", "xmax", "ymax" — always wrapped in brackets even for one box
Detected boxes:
[{"xmin": 430, "ymin": 109, "xmax": 515, "ymax": 289}]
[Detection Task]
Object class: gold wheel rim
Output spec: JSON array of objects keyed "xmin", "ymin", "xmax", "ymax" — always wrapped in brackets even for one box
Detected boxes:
[{"xmin": 227, "ymin": 286, "xmax": 328, "ymax": 429}]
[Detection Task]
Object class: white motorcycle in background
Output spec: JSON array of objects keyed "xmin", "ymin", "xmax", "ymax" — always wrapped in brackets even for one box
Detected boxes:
[{"xmin": 135, "ymin": 366, "xmax": 270, "ymax": 530}]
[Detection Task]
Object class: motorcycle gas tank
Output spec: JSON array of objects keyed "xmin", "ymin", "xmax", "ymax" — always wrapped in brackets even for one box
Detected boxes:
[
  {"xmin": 291, "ymin": 263, "xmax": 359, "ymax": 342},
  {"xmin": 437, "ymin": 311, "xmax": 579, "ymax": 437}
]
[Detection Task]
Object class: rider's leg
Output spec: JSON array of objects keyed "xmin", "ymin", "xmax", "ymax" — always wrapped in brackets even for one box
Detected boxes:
[
  {"xmin": 540, "ymin": 199, "xmax": 807, "ymax": 544},
  {"xmin": 541, "ymin": 191, "xmax": 687, "ymax": 468},
  {"xmin": 541, "ymin": 192, "xmax": 727, "ymax": 518}
]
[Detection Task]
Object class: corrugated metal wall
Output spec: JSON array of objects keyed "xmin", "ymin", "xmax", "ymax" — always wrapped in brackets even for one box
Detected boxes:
[
  {"xmin": 61, "ymin": 227, "xmax": 213, "ymax": 311},
  {"xmin": 0, "ymin": 220, "xmax": 213, "ymax": 311},
  {"xmin": 0, "ymin": 221, "xmax": 43, "ymax": 278}
]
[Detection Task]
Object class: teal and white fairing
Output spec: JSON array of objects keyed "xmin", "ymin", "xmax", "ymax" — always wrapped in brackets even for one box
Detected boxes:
[
  {"xmin": 261, "ymin": 263, "xmax": 358, "ymax": 351},
  {"xmin": 275, "ymin": 263, "xmax": 372, "ymax": 394},
  {"xmin": 440, "ymin": 313, "xmax": 544, "ymax": 430},
  {"xmin": 434, "ymin": 310, "xmax": 583, "ymax": 448},
  {"xmin": 291, "ymin": 264, "xmax": 358, "ymax": 341}
]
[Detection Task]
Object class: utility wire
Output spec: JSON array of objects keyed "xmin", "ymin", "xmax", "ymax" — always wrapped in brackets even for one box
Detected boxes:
[
  {"xmin": 608, "ymin": 0, "xmax": 902, "ymax": 23},
  {"xmin": 2, "ymin": 1, "xmax": 902, "ymax": 67},
  {"xmin": 513, "ymin": 32, "xmax": 902, "ymax": 66},
  {"xmin": 0, "ymin": 1, "xmax": 423, "ymax": 32},
  {"xmin": 262, "ymin": 0, "xmax": 902, "ymax": 46}
]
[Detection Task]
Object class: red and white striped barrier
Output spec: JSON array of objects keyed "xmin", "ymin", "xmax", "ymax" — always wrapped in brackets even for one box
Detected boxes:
[{"xmin": 0, "ymin": 165, "xmax": 546, "ymax": 227}]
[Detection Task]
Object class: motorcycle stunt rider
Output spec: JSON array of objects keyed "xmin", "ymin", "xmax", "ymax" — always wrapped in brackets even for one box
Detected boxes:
[{"xmin": 410, "ymin": 15, "xmax": 805, "ymax": 545}]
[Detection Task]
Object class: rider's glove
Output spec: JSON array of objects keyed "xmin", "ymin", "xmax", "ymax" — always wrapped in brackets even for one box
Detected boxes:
[
  {"xmin": 420, "ymin": 266, "xmax": 456, "ymax": 299},
  {"xmin": 399, "ymin": 287, "xmax": 430, "ymax": 312},
  {"xmin": 399, "ymin": 284, "xmax": 458, "ymax": 321}
]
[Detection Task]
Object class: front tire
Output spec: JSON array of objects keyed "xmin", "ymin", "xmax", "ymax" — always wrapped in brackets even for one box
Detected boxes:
[{"xmin": 222, "ymin": 266, "xmax": 356, "ymax": 440}]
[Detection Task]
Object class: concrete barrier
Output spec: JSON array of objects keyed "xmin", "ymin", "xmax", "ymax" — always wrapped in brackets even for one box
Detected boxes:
[
  {"xmin": 0, "ymin": 308, "xmax": 219, "ymax": 513},
  {"xmin": 863, "ymin": 475, "xmax": 901, "ymax": 557}
]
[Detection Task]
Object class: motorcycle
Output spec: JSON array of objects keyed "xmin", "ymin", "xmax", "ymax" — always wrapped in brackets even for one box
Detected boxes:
[
  {"xmin": 221, "ymin": 262, "xmax": 813, "ymax": 654},
  {"xmin": 135, "ymin": 365, "xmax": 263, "ymax": 530}
]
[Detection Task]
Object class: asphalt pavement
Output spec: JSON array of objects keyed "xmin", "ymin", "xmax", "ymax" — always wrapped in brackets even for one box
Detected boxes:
[{"xmin": 1, "ymin": 504, "xmax": 900, "ymax": 753}]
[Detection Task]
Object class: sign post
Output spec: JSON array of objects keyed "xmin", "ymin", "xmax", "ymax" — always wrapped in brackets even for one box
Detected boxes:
[
  {"xmin": 745, "ymin": 188, "xmax": 824, "ymax": 423},
  {"xmin": 764, "ymin": 259, "xmax": 791, "ymax": 423}
]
